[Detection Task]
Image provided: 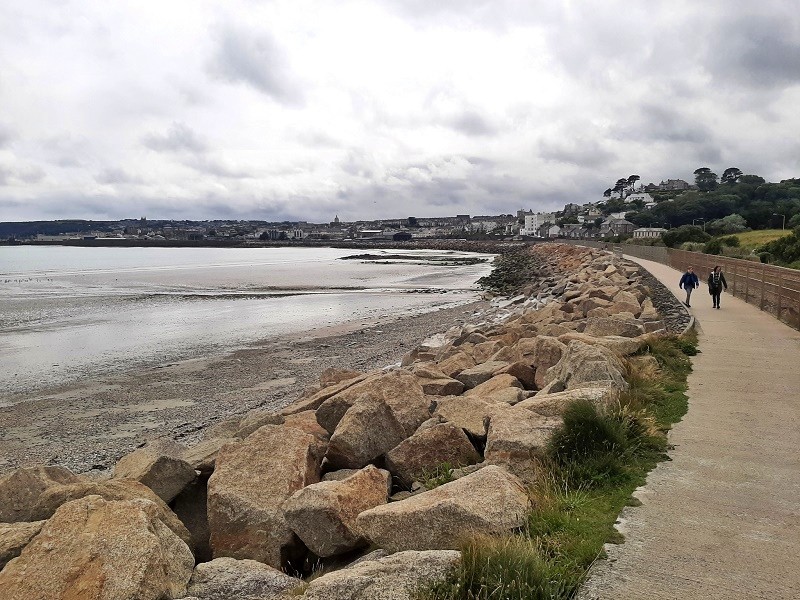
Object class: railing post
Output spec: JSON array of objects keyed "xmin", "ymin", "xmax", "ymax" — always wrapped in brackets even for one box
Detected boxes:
[
  {"xmin": 777, "ymin": 273, "xmax": 783, "ymax": 323},
  {"xmin": 744, "ymin": 261, "xmax": 749, "ymax": 304},
  {"xmin": 760, "ymin": 263, "xmax": 766, "ymax": 310}
]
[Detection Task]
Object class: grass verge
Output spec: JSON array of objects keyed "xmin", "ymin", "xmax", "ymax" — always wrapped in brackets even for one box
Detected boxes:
[
  {"xmin": 733, "ymin": 229, "xmax": 791, "ymax": 250},
  {"xmin": 418, "ymin": 332, "xmax": 697, "ymax": 600}
]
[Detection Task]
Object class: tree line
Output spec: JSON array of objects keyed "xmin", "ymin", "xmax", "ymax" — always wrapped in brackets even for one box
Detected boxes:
[{"xmin": 608, "ymin": 168, "xmax": 800, "ymax": 232}]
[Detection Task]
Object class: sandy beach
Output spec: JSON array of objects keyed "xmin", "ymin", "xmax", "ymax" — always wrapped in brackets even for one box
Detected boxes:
[{"xmin": 0, "ymin": 299, "xmax": 489, "ymax": 476}]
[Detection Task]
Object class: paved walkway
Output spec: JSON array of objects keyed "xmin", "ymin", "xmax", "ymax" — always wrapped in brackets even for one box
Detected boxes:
[{"xmin": 579, "ymin": 257, "xmax": 800, "ymax": 600}]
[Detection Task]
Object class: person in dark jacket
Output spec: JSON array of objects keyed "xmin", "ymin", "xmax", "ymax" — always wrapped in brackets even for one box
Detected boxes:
[
  {"xmin": 708, "ymin": 266, "xmax": 728, "ymax": 309},
  {"xmin": 679, "ymin": 266, "xmax": 699, "ymax": 307}
]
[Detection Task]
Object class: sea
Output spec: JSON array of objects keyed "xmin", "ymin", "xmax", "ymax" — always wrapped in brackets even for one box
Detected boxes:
[{"xmin": 0, "ymin": 245, "xmax": 493, "ymax": 397}]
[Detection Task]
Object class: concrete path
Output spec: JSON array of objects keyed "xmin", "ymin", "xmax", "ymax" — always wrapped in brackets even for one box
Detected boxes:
[{"xmin": 579, "ymin": 257, "xmax": 800, "ymax": 600}]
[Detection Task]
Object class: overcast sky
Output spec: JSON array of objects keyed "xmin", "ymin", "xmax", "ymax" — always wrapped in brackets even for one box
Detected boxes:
[{"xmin": 1, "ymin": 1, "xmax": 798, "ymax": 222}]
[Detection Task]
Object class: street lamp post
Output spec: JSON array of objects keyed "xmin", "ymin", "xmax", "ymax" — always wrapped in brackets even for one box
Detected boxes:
[
  {"xmin": 773, "ymin": 213, "xmax": 786, "ymax": 230},
  {"xmin": 693, "ymin": 218, "xmax": 706, "ymax": 231}
]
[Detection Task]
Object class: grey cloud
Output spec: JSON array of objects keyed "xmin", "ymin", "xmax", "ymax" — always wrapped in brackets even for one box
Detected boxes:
[
  {"xmin": 39, "ymin": 134, "xmax": 93, "ymax": 168},
  {"xmin": 297, "ymin": 131, "xmax": 342, "ymax": 148},
  {"xmin": 17, "ymin": 165, "xmax": 46, "ymax": 183},
  {"xmin": 186, "ymin": 156, "xmax": 254, "ymax": 179},
  {"xmin": 538, "ymin": 137, "xmax": 617, "ymax": 168},
  {"xmin": 95, "ymin": 167, "xmax": 143, "ymax": 185},
  {"xmin": 340, "ymin": 151, "xmax": 377, "ymax": 179},
  {"xmin": 0, "ymin": 124, "xmax": 16, "ymax": 148},
  {"xmin": 608, "ymin": 102, "xmax": 716, "ymax": 155},
  {"xmin": 0, "ymin": 162, "xmax": 45, "ymax": 185},
  {"xmin": 706, "ymin": 13, "xmax": 800, "ymax": 88},
  {"xmin": 207, "ymin": 26, "xmax": 302, "ymax": 105},
  {"xmin": 447, "ymin": 111, "xmax": 497, "ymax": 137},
  {"xmin": 142, "ymin": 122, "xmax": 208, "ymax": 153}
]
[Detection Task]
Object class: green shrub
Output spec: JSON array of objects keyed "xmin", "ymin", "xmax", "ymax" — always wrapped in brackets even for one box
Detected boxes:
[
  {"xmin": 721, "ymin": 236, "xmax": 740, "ymax": 247},
  {"xmin": 757, "ymin": 230, "xmax": 800, "ymax": 266},
  {"xmin": 679, "ymin": 241, "xmax": 705, "ymax": 252},
  {"xmin": 662, "ymin": 225, "xmax": 710, "ymax": 248},
  {"xmin": 703, "ymin": 238, "xmax": 723, "ymax": 255},
  {"xmin": 545, "ymin": 400, "xmax": 665, "ymax": 488}
]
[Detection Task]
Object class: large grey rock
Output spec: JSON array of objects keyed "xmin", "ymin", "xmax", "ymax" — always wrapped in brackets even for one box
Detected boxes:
[
  {"xmin": 187, "ymin": 557, "xmax": 302, "ymax": 600},
  {"xmin": 455, "ymin": 361, "xmax": 509, "ymax": 389},
  {"xmin": 29, "ymin": 478, "xmax": 192, "ymax": 550},
  {"xmin": 355, "ymin": 465, "xmax": 529, "ymax": 552},
  {"xmin": 557, "ymin": 331, "xmax": 647, "ymax": 356},
  {"xmin": 183, "ymin": 437, "xmax": 236, "ymax": 474},
  {"xmin": 412, "ymin": 364, "xmax": 465, "ymax": 396},
  {"xmin": 530, "ymin": 336, "xmax": 567, "ymax": 389},
  {"xmin": 280, "ymin": 374, "xmax": 370, "ymax": 416},
  {"xmin": 384, "ymin": 422, "xmax": 480, "ymax": 487},
  {"xmin": 283, "ymin": 465, "xmax": 390, "ymax": 557},
  {"xmin": 516, "ymin": 385, "xmax": 618, "ymax": 417},
  {"xmin": 545, "ymin": 340, "xmax": 628, "ymax": 390},
  {"xmin": 302, "ymin": 550, "xmax": 461, "ymax": 600},
  {"xmin": 583, "ymin": 316, "xmax": 645, "ymax": 338},
  {"xmin": 483, "ymin": 386, "xmax": 525, "ymax": 405},
  {"xmin": 464, "ymin": 373, "xmax": 523, "ymax": 399},
  {"xmin": 485, "ymin": 405, "xmax": 562, "ymax": 484},
  {"xmin": 0, "ymin": 496, "xmax": 194, "ymax": 600},
  {"xmin": 114, "ymin": 441, "xmax": 197, "ymax": 503},
  {"xmin": 496, "ymin": 361, "xmax": 537, "ymax": 389},
  {"xmin": 234, "ymin": 411, "xmax": 284, "ymax": 438},
  {"xmin": 0, "ymin": 466, "xmax": 84, "ymax": 523},
  {"xmin": 325, "ymin": 396, "xmax": 408, "ymax": 470},
  {"xmin": 0, "ymin": 520, "xmax": 45, "ymax": 570},
  {"xmin": 316, "ymin": 370, "xmax": 430, "ymax": 436},
  {"xmin": 436, "ymin": 351, "xmax": 476, "ymax": 378},
  {"xmin": 432, "ymin": 395, "xmax": 492, "ymax": 438},
  {"xmin": 207, "ymin": 424, "xmax": 324, "ymax": 567},
  {"xmin": 320, "ymin": 367, "xmax": 364, "ymax": 387}
]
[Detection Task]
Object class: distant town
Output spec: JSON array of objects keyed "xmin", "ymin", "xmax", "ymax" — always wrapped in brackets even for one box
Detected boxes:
[{"xmin": 1, "ymin": 178, "xmax": 699, "ymax": 245}]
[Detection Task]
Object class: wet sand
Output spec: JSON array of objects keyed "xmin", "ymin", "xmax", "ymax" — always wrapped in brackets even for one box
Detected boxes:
[{"xmin": 0, "ymin": 300, "xmax": 489, "ymax": 476}]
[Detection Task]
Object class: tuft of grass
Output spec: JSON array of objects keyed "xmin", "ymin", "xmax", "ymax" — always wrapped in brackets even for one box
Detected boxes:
[
  {"xmin": 417, "ymin": 334, "xmax": 698, "ymax": 600},
  {"xmin": 417, "ymin": 462, "xmax": 460, "ymax": 491},
  {"xmin": 421, "ymin": 534, "xmax": 580, "ymax": 600}
]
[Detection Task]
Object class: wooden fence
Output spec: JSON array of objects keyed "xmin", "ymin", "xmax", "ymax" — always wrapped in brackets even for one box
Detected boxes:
[{"xmin": 618, "ymin": 245, "xmax": 800, "ymax": 330}]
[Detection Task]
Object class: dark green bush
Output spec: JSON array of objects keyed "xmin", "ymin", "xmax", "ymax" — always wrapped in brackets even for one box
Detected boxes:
[
  {"xmin": 721, "ymin": 235, "xmax": 740, "ymax": 247},
  {"xmin": 703, "ymin": 238, "xmax": 723, "ymax": 255},
  {"xmin": 662, "ymin": 225, "xmax": 711, "ymax": 248}
]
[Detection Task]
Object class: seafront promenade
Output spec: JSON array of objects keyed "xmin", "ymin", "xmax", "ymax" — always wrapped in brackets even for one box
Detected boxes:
[{"xmin": 580, "ymin": 257, "xmax": 800, "ymax": 599}]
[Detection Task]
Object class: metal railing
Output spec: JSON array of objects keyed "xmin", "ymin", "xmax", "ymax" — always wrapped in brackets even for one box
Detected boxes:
[{"xmin": 621, "ymin": 245, "xmax": 800, "ymax": 330}]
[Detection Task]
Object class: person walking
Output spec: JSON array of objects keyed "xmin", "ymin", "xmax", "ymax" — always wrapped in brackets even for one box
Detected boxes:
[
  {"xmin": 708, "ymin": 265, "xmax": 728, "ymax": 309},
  {"xmin": 679, "ymin": 266, "xmax": 699, "ymax": 307}
]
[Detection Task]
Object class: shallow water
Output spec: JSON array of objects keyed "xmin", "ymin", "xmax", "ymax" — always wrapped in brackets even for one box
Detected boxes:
[{"xmin": 0, "ymin": 246, "xmax": 492, "ymax": 397}]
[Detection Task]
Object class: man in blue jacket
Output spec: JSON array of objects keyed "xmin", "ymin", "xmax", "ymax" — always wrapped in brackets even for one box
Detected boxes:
[{"xmin": 679, "ymin": 266, "xmax": 699, "ymax": 307}]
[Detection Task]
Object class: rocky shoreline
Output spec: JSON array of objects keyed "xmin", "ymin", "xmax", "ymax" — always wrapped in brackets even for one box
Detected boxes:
[{"xmin": 0, "ymin": 244, "xmax": 690, "ymax": 599}]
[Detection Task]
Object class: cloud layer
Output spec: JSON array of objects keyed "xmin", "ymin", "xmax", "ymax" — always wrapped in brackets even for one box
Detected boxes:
[{"xmin": 1, "ymin": 0, "xmax": 798, "ymax": 221}]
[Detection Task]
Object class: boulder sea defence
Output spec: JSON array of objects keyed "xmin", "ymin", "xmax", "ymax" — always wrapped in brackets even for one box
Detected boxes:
[{"xmin": 0, "ymin": 243, "xmax": 689, "ymax": 600}]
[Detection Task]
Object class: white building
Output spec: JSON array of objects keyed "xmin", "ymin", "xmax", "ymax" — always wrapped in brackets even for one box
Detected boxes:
[
  {"xmin": 521, "ymin": 212, "xmax": 556, "ymax": 236},
  {"xmin": 627, "ymin": 192, "xmax": 654, "ymax": 205},
  {"xmin": 632, "ymin": 227, "xmax": 668, "ymax": 239}
]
